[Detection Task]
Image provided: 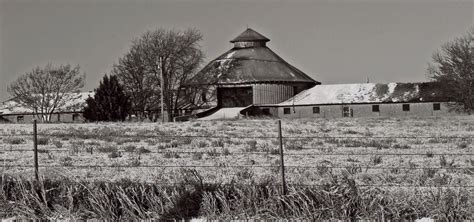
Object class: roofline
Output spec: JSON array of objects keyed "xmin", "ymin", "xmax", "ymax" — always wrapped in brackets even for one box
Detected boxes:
[
  {"xmin": 184, "ymin": 81, "xmax": 321, "ymax": 87},
  {"xmin": 254, "ymin": 101, "xmax": 453, "ymax": 107},
  {"xmin": 0, "ymin": 111, "xmax": 85, "ymax": 116}
]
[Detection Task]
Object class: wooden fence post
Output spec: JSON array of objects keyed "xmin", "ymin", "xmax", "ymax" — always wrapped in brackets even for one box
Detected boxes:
[
  {"xmin": 278, "ymin": 120, "xmax": 287, "ymax": 195},
  {"xmin": 33, "ymin": 120, "xmax": 39, "ymax": 181}
]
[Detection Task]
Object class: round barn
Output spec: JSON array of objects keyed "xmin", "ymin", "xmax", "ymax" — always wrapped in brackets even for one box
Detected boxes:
[{"xmin": 195, "ymin": 28, "xmax": 319, "ymax": 110}]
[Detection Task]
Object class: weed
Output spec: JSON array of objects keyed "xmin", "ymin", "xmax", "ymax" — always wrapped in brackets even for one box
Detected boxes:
[
  {"xmin": 52, "ymin": 140, "xmax": 63, "ymax": 148},
  {"xmin": 426, "ymin": 151, "xmax": 434, "ymax": 158},
  {"xmin": 244, "ymin": 140, "xmax": 257, "ymax": 152},
  {"xmin": 123, "ymin": 145, "xmax": 136, "ymax": 153},
  {"xmin": 211, "ymin": 139, "xmax": 225, "ymax": 148},
  {"xmin": 98, "ymin": 146, "xmax": 118, "ymax": 153},
  {"xmin": 196, "ymin": 141, "xmax": 208, "ymax": 148},
  {"xmin": 206, "ymin": 148, "xmax": 220, "ymax": 157},
  {"xmin": 285, "ymin": 141, "xmax": 303, "ymax": 150},
  {"xmin": 370, "ymin": 155, "xmax": 383, "ymax": 165},
  {"xmin": 60, "ymin": 156, "xmax": 73, "ymax": 166},
  {"xmin": 392, "ymin": 143, "xmax": 411, "ymax": 149},
  {"xmin": 439, "ymin": 155, "xmax": 455, "ymax": 168},
  {"xmin": 137, "ymin": 147, "xmax": 151, "ymax": 154},
  {"xmin": 163, "ymin": 151, "xmax": 180, "ymax": 159},
  {"xmin": 192, "ymin": 152, "xmax": 203, "ymax": 160},
  {"xmin": 458, "ymin": 142, "xmax": 468, "ymax": 149},
  {"xmin": 108, "ymin": 151, "xmax": 122, "ymax": 158},
  {"xmin": 222, "ymin": 148, "xmax": 231, "ymax": 156},
  {"xmin": 37, "ymin": 137, "xmax": 49, "ymax": 145}
]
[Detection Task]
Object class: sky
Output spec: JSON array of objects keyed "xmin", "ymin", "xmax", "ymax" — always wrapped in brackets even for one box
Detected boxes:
[{"xmin": 0, "ymin": 0, "xmax": 473, "ymax": 101}]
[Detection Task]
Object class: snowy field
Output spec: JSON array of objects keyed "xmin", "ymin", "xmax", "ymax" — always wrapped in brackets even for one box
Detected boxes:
[{"xmin": 0, "ymin": 115, "xmax": 472, "ymax": 187}]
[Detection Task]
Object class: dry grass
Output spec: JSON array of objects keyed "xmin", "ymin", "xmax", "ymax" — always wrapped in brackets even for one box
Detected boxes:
[{"xmin": 0, "ymin": 115, "xmax": 473, "ymax": 219}]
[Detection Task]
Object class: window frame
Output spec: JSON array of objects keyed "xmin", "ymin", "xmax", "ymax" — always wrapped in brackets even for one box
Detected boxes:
[
  {"xmin": 16, "ymin": 115, "xmax": 24, "ymax": 122},
  {"xmin": 402, "ymin": 104, "xmax": 410, "ymax": 111},
  {"xmin": 312, "ymin": 106, "xmax": 320, "ymax": 114},
  {"xmin": 372, "ymin": 105, "xmax": 380, "ymax": 112},
  {"xmin": 283, "ymin": 107, "xmax": 291, "ymax": 115},
  {"xmin": 433, "ymin": 103, "xmax": 441, "ymax": 111}
]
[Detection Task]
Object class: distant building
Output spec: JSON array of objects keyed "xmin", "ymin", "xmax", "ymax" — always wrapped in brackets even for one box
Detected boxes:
[{"xmin": 0, "ymin": 92, "xmax": 93, "ymax": 123}]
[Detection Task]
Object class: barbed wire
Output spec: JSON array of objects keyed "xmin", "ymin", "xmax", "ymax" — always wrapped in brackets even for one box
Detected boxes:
[
  {"xmin": 1, "ymin": 164, "xmax": 472, "ymax": 171},
  {"xmin": 1, "ymin": 133, "xmax": 473, "ymax": 139},
  {"xmin": 1, "ymin": 149, "xmax": 473, "ymax": 156}
]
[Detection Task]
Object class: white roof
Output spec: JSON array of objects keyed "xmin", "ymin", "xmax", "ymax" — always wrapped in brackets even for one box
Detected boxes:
[
  {"xmin": 279, "ymin": 83, "xmax": 434, "ymax": 106},
  {"xmin": 0, "ymin": 92, "xmax": 94, "ymax": 115}
]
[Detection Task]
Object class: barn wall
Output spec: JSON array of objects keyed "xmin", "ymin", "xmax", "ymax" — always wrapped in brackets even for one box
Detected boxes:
[
  {"xmin": 253, "ymin": 83, "xmax": 313, "ymax": 105},
  {"xmin": 277, "ymin": 102, "xmax": 457, "ymax": 118}
]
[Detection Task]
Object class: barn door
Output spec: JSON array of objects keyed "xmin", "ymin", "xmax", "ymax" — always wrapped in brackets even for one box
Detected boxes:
[{"xmin": 342, "ymin": 106, "xmax": 353, "ymax": 117}]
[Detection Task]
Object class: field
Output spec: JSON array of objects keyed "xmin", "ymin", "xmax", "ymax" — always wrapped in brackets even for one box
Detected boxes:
[{"xmin": 0, "ymin": 115, "xmax": 473, "ymax": 220}]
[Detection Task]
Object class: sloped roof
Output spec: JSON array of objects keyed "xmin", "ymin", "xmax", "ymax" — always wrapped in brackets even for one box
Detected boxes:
[
  {"xmin": 189, "ymin": 29, "xmax": 318, "ymax": 85},
  {"xmin": 230, "ymin": 28, "xmax": 270, "ymax": 43},
  {"xmin": 0, "ymin": 92, "xmax": 93, "ymax": 115},
  {"xmin": 279, "ymin": 82, "xmax": 448, "ymax": 105}
]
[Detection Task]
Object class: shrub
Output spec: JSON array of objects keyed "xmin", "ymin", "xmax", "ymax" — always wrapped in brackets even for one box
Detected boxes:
[
  {"xmin": 98, "ymin": 146, "xmax": 117, "ymax": 153},
  {"xmin": 192, "ymin": 152, "xmax": 203, "ymax": 160},
  {"xmin": 222, "ymin": 148, "xmax": 231, "ymax": 156},
  {"xmin": 163, "ymin": 152, "xmax": 180, "ymax": 159},
  {"xmin": 458, "ymin": 142, "xmax": 468, "ymax": 149},
  {"xmin": 197, "ymin": 141, "xmax": 208, "ymax": 148},
  {"xmin": 211, "ymin": 139, "xmax": 225, "ymax": 148},
  {"xmin": 123, "ymin": 145, "xmax": 136, "ymax": 153},
  {"xmin": 245, "ymin": 140, "xmax": 257, "ymax": 152},
  {"xmin": 370, "ymin": 155, "xmax": 383, "ymax": 165},
  {"xmin": 108, "ymin": 151, "xmax": 122, "ymax": 158},
  {"xmin": 392, "ymin": 143, "xmax": 411, "ymax": 149},
  {"xmin": 60, "ymin": 156, "xmax": 73, "ymax": 166},
  {"xmin": 206, "ymin": 148, "xmax": 219, "ymax": 157},
  {"xmin": 128, "ymin": 156, "xmax": 140, "ymax": 167},
  {"xmin": 137, "ymin": 147, "xmax": 151, "ymax": 154},
  {"xmin": 286, "ymin": 141, "xmax": 303, "ymax": 150},
  {"xmin": 52, "ymin": 140, "xmax": 63, "ymax": 148},
  {"xmin": 36, "ymin": 137, "xmax": 49, "ymax": 145},
  {"xmin": 426, "ymin": 151, "xmax": 434, "ymax": 158},
  {"xmin": 4, "ymin": 137, "xmax": 25, "ymax": 145},
  {"xmin": 439, "ymin": 155, "xmax": 455, "ymax": 168}
]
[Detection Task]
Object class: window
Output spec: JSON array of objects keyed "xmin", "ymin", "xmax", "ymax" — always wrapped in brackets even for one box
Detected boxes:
[
  {"xmin": 283, "ymin": 108, "xmax": 291, "ymax": 115},
  {"xmin": 372, "ymin": 105, "xmax": 380, "ymax": 112},
  {"xmin": 313, "ymin": 106, "xmax": 320, "ymax": 114},
  {"xmin": 72, "ymin": 113, "xmax": 80, "ymax": 121},
  {"xmin": 402, "ymin": 104, "xmax": 410, "ymax": 111},
  {"xmin": 16, "ymin": 116, "xmax": 24, "ymax": 122},
  {"xmin": 433, "ymin": 103, "xmax": 440, "ymax": 111}
]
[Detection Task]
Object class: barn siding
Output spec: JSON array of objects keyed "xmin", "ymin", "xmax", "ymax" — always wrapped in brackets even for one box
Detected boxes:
[
  {"xmin": 277, "ymin": 102, "xmax": 458, "ymax": 118},
  {"xmin": 253, "ymin": 84, "xmax": 297, "ymax": 104}
]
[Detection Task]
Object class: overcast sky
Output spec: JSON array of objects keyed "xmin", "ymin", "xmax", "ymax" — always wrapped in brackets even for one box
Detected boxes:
[{"xmin": 0, "ymin": 0, "xmax": 473, "ymax": 101}]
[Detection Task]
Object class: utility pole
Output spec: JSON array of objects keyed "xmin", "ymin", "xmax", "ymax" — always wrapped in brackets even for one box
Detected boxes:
[{"xmin": 160, "ymin": 56, "xmax": 165, "ymax": 123}]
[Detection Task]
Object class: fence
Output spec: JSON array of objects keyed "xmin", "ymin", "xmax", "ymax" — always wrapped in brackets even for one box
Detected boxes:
[{"xmin": 0, "ymin": 119, "xmax": 473, "ymax": 193}]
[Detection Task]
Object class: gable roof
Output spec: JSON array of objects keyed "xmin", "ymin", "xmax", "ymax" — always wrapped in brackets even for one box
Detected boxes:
[
  {"xmin": 230, "ymin": 28, "xmax": 270, "ymax": 43},
  {"xmin": 279, "ymin": 82, "xmax": 449, "ymax": 106}
]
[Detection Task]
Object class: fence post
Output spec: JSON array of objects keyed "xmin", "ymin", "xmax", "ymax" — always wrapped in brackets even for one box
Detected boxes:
[
  {"xmin": 33, "ymin": 120, "xmax": 39, "ymax": 181},
  {"xmin": 278, "ymin": 120, "xmax": 287, "ymax": 195}
]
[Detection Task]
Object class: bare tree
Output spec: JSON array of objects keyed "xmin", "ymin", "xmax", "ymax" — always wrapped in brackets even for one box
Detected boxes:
[
  {"xmin": 114, "ymin": 28, "xmax": 204, "ymax": 121},
  {"xmin": 428, "ymin": 28, "xmax": 473, "ymax": 113},
  {"xmin": 113, "ymin": 44, "xmax": 160, "ymax": 121},
  {"xmin": 7, "ymin": 64, "xmax": 85, "ymax": 122}
]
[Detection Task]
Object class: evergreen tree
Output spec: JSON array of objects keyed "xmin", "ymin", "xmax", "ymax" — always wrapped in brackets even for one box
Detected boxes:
[{"xmin": 84, "ymin": 75, "xmax": 131, "ymax": 121}]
